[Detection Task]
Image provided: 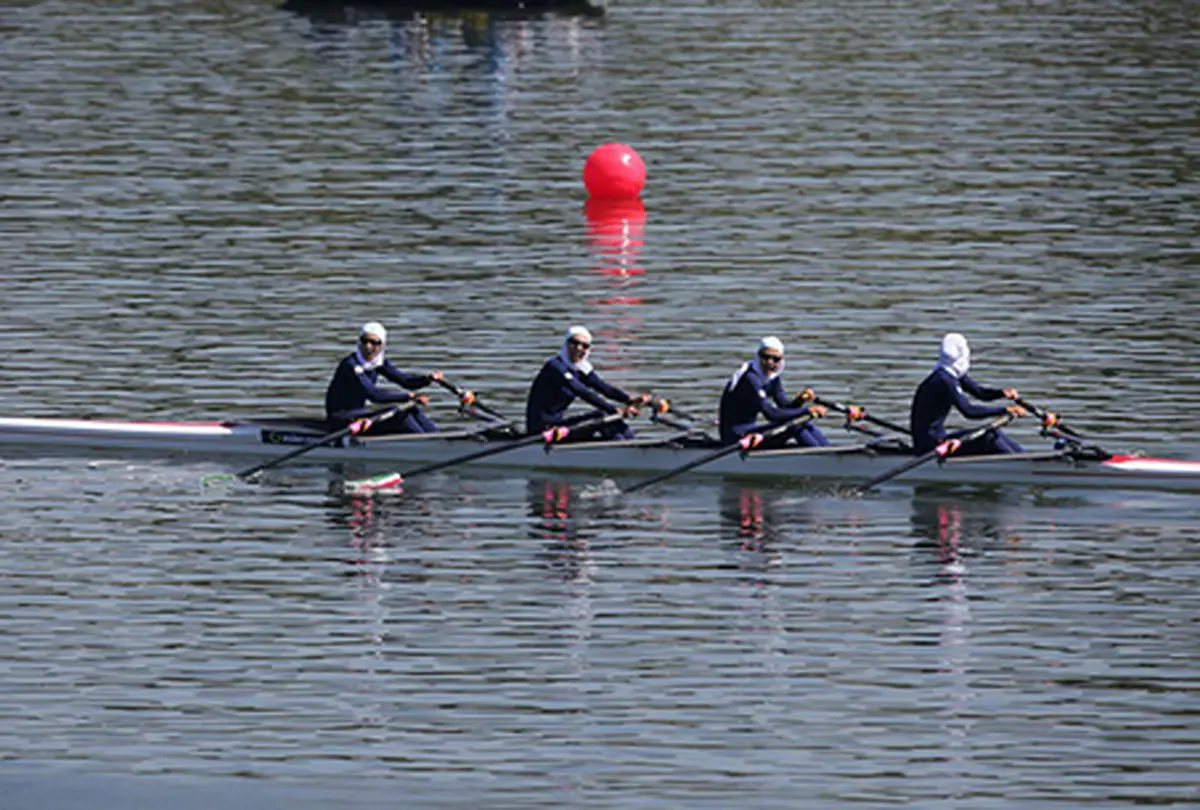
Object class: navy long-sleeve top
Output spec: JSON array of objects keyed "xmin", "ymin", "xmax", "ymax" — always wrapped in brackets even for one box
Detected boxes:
[
  {"xmin": 719, "ymin": 363, "xmax": 810, "ymax": 443},
  {"xmin": 525, "ymin": 355, "xmax": 633, "ymax": 433},
  {"xmin": 324, "ymin": 353, "xmax": 433, "ymax": 420},
  {"xmin": 910, "ymin": 368, "xmax": 1008, "ymax": 453}
]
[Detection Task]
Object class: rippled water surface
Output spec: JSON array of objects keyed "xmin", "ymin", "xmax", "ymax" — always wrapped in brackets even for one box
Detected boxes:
[{"xmin": 2, "ymin": 0, "xmax": 1198, "ymax": 807}]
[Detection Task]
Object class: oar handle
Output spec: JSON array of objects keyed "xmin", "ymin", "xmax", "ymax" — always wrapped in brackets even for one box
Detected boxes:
[
  {"xmin": 1015, "ymin": 398, "xmax": 1083, "ymax": 439},
  {"xmin": 857, "ymin": 414, "xmax": 1011, "ymax": 492},
  {"xmin": 435, "ymin": 376, "xmax": 508, "ymax": 423},
  {"xmin": 815, "ymin": 397, "xmax": 911, "ymax": 436},
  {"xmin": 236, "ymin": 401, "xmax": 415, "ymax": 479}
]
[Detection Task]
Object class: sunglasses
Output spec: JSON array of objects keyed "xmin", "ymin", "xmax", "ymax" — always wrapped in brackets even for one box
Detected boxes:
[
  {"xmin": 568, "ymin": 339, "xmax": 591, "ymax": 350},
  {"xmin": 360, "ymin": 337, "xmax": 382, "ymax": 347},
  {"xmin": 759, "ymin": 352, "xmax": 783, "ymax": 363}
]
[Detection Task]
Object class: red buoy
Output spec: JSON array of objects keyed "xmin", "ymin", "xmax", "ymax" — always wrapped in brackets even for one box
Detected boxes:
[{"xmin": 583, "ymin": 143, "xmax": 646, "ymax": 200}]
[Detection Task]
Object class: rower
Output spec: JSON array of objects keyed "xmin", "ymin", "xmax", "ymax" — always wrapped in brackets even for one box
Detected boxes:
[
  {"xmin": 525, "ymin": 326, "xmax": 650, "ymax": 442},
  {"xmin": 718, "ymin": 336, "xmax": 829, "ymax": 448},
  {"xmin": 324, "ymin": 321, "xmax": 473, "ymax": 435},
  {"xmin": 910, "ymin": 332, "xmax": 1026, "ymax": 455}
]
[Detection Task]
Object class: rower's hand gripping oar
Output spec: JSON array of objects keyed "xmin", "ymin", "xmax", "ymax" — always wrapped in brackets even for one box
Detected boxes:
[
  {"xmin": 204, "ymin": 401, "xmax": 417, "ymax": 485},
  {"xmin": 622, "ymin": 411, "xmax": 818, "ymax": 495},
  {"xmin": 855, "ymin": 413, "xmax": 1013, "ymax": 493},
  {"xmin": 344, "ymin": 410, "xmax": 627, "ymax": 494},
  {"xmin": 433, "ymin": 375, "xmax": 509, "ymax": 424}
]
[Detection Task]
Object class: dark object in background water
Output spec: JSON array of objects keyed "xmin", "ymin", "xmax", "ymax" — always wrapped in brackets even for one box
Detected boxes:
[{"xmin": 281, "ymin": 0, "xmax": 607, "ymax": 21}]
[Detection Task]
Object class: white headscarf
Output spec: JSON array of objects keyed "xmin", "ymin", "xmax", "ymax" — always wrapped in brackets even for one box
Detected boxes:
[
  {"xmin": 559, "ymin": 325, "xmax": 594, "ymax": 375},
  {"xmin": 936, "ymin": 332, "xmax": 970, "ymax": 379},
  {"xmin": 355, "ymin": 321, "xmax": 387, "ymax": 371},
  {"xmin": 729, "ymin": 336, "xmax": 785, "ymax": 389}
]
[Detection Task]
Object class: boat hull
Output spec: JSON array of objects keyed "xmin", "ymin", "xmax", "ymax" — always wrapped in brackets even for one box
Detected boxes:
[{"xmin": 2, "ymin": 417, "xmax": 1199, "ymax": 492}]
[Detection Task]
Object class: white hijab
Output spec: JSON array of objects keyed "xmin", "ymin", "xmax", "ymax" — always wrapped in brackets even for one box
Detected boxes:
[
  {"xmin": 558, "ymin": 325, "xmax": 594, "ymax": 375},
  {"xmin": 936, "ymin": 332, "xmax": 970, "ymax": 379},
  {"xmin": 729, "ymin": 336, "xmax": 785, "ymax": 389},
  {"xmin": 355, "ymin": 321, "xmax": 387, "ymax": 371}
]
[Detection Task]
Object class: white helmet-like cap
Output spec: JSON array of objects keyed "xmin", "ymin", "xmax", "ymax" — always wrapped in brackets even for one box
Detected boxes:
[
  {"xmin": 566, "ymin": 325, "xmax": 593, "ymax": 345},
  {"xmin": 938, "ymin": 332, "xmax": 970, "ymax": 378},
  {"xmin": 759, "ymin": 336, "xmax": 784, "ymax": 355},
  {"xmin": 360, "ymin": 321, "xmax": 387, "ymax": 344}
]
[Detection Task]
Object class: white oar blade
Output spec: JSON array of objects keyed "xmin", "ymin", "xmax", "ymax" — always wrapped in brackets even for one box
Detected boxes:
[{"xmin": 342, "ymin": 472, "xmax": 404, "ymax": 495}]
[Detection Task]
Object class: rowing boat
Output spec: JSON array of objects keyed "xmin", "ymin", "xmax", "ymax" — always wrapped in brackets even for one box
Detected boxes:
[{"xmin": 2, "ymin": 415, "xmax": 1198, "ymax": 492}]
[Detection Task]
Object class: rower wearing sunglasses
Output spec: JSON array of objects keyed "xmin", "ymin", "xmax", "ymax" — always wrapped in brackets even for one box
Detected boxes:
[
  {"xmin": 525, "ymin": 326, "xmax": 652, "ymax": 442},
  {"xmin": 325, "ymin": 321, "xmax": 471, "ymax": 435},
  {"xmin": 718, "ymin": 336, "xmax": 829, "ymax": 448}
]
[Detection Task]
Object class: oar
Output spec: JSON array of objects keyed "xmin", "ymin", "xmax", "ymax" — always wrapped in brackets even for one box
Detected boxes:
[
  {"xmin": 622, "ymin": 412, "xmax": 815, "ymax": 495},
  {"xmin": 650, "ymin": 411, "xmax": 701, "ymax": 433},
  {"xmin": 344, "ymin": 410, "xmax": 627, "ymax": 494},
  {"xmin": 855, "ymin": 414, "xmax": 1012, "ymax": 493},
  {"xmin": 434, "ymin": 376, "xmax": 509, "ymax": 424},
  {"xmin": 815, "ymin": 397, "xmax": 911, "ymax": 436},
  {"xmin": 209, "ymin": 401, "xmax": 416, "ymax": 484},
  {"xmin": 1015, "ymin": 397, "xmax": 1085, "ymax": 439},
  {"xmin": 649, "ymin": 398, "xmax": 703, "ymax": 424}
]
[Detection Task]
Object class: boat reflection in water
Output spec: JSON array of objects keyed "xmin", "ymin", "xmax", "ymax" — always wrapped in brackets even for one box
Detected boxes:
[
  {"xmin": 282, "ymin": 0, "xmax": 606, "ymax": 22},
  {"xmin": 282, "ymin": 0, "xmax": 605, "ymax": 75},
  {"xmin": 908, "ymin": 486, "xmax": 1025, "ymax": 754},
  {"xmin": 327, "ymin": 483, "xmax": 451, "ymax": 589},
  {"xmin": 527, "ymin": 478, "xmax": 597, "ymax": 585},
  {"xmin": 909, "ymin": 486, "xmax": 1024, "ymax": 585},
  {"xmin": 717, "ymin": 482, "xmax": 786, "ymax": 565},
  {"xmin": 283, "ymin": 0, "xmax": 605, "ymax": 148}
]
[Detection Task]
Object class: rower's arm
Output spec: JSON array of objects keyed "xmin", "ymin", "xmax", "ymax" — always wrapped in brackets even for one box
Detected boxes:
[
  {"xmin": 567, "ymin": 371, "xmax": 621, "ymax": 413},
  {"xmin": 584, "ymin": 370, "xmax": 636, "ymax": 406},
  {"xmin": 960, "ymin": 374, "xmax": 1005, "ymax": 401},
  {"xmin": 379, "ymin": 360, "xmax": 433, "ymax": 390},
  {"xmin": 761, "ymin": 378, "xmax": 809, "ymax": 422},
  {"xmin": 355, "ymin": 370, "xmax": 418, "ymax": 405},
  {"xmin": 952, "ymin": 379, "xmax": 1009, "ymax": 419}
]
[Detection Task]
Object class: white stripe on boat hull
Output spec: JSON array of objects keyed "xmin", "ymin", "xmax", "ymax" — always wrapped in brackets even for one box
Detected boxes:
[{"xmin": 1, "ymin": 417, "xmax": 1198, "ymax": 492}]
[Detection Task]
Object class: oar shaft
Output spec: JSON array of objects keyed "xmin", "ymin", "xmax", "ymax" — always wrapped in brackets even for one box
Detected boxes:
[
  {"xmin": 657, "ymin": 403, "xmax": 701, "ymax": 423},
  {"xmin": 399, "ymin": 429, "xmax": 548, "ymax": 479},
  {"xmin": 236, "ymin": 402, "xmax": 413, "ymax": 479},
  {"xmin": 650, "ymin": 412, "xmax": 699, "ymax": 433},
  {"xmin": 857, "ymin": 414, "xmax": 1011, "ymax": 492},
  {"xmin": 435, "ymin": 377, "xmax": 508, "ymax": 423},
  {"xmin": 623, "ymin": 412, "xmax": 814, "ymax": 494},
  {"xmin": 398, "ymin": 411, "xmax": 625, "ymax": 482},
  {"xmin": 623, "ymin": 443, "xmax": 740, "ymax": 494},
  {"xmin": 1016, "ymin": 398, "xmax": 1083, "ymax": 438},
  {"xmin": 815, "ymin": 397, "xmax": 911, "ymax": 436},
  {"xmin": 857, "ymin": 448, "xmax": 941, "ymax": 491}
]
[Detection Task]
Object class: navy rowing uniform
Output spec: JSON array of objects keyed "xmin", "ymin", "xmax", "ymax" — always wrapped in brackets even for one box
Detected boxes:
[
  {"xmin": 324, "ymin": 353, "xmax": 438, "ymax": 434},
  {"xmin": 718, "ymin": 362, "xmax": 829, "ymax": 448},
  {"xmin": 910, "ymin": 368, "xmax": 1023, "ymax": 455},
  {"xmin": 525, "ymin": 354, "xmax": 636, "ymax": 441}
]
